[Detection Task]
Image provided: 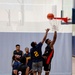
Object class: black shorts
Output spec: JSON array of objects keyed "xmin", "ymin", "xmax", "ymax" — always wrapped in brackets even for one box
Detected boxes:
[
  {"xmin": 18, "ymin": 64, "xmax": 27, "ymax": 75},
  {"xmin": 43, "ymin": 58, "xmax": 51, "ymax": 71},
  {"xmin": 43, "ymin": 63, "xmax": 51, "ymax": 71}
]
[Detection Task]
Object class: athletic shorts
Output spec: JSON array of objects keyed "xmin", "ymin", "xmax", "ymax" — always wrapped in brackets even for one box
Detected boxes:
[
  {"xmin": 18, "ymin": 64, "xmax": 27, "ymax": 75},
  {"xmin": 43, "ymin": 63, "xmax": 51, "ymax": 71},
  {"xmin": 32, "ymin": 61, "xmax": 42, "ymax": 72}
]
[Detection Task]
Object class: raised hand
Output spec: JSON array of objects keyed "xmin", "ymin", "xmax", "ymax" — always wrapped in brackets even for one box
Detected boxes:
[{"xmin": 46, "ymin": 28, "xmax": 50, "ymax": 32}]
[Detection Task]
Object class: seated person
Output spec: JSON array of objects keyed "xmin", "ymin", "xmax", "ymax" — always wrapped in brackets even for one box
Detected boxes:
[
  {"xmin": 18, "ymin": 56, "xmax": 27, "ymax": 75},
  {"xmin": 23, "ymin": 47, "xmax": 33, "ymax": 75},
  {"xmin": 12, "ymin": 55, "xmax": 21, "ymax": 75}
]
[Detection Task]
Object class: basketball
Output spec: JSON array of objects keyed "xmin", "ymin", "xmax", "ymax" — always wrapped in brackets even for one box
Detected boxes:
[{"xmin": 47, "ymin": 13, "xmax": 54, "ymax": 20}]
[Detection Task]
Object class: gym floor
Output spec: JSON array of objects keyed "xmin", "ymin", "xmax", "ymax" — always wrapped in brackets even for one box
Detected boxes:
[{"xmin": 72, "ymin": 57, "xmax": 75, "ymax": 75}]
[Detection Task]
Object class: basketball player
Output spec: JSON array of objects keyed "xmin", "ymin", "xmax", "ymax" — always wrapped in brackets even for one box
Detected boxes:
[
  {"xmin": 43, "ymin": 31, "xmax": 57, "ymax": 75},
  {"xmin": 30, "ymin": 28, "xmax": 50, "ymax": 75},
  {"xmin": 24, "ymin": 47, "xmax": 33, "ymax": 75},
  {"xmin": 12, "ymin": 44, "xmax": 23, "ymax": 75},
  {"xmin": 24, "ymin": 47, "xmax": 31, "ymax": 64},
  {"xmin": 18, "ymin": 56, "xmax": 27, "ymax": 75}
]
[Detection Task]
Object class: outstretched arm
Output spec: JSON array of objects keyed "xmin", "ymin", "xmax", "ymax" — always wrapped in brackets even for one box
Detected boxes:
[
  {"xmin": 41, "ymin": 28, "xmax": 50, "ymax": 44},
  {"xmin": 50, "ymin": 31, "xmax": 57, "ymax": 47}
]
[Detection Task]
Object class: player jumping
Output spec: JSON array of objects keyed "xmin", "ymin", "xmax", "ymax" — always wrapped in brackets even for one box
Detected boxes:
[
  {"xmin": 30, "ymin": 28, "xmax": 50, "ymax": 75},
  {"xmin": 43, "ymin": 31, "xmax": 57, "ymax": 75}
]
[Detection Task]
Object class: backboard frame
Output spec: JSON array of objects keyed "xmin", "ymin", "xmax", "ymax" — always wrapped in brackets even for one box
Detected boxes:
[{"xmin": 61, "ymin": 10, "xmax": 72, "ymax": 24}]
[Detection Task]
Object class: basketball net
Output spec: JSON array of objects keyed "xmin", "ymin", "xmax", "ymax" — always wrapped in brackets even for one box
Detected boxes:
[{"xmin": 49, "ymin": 19, "xmax": 59, "ymax": 31}]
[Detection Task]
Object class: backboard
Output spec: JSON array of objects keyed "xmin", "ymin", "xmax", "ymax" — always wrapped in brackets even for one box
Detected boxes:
[{"xmin": 61, "ymin": 0, "xmax": 73, "ymax": 24}]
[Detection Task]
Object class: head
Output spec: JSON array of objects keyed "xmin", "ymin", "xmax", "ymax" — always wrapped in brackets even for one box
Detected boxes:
[
  {"xmin": 16, "ymin": 44, "xmax": 20, "ymax": 51},
  {"xmin": 31, "ymin": 42, "xmax": 37, "ymax": 47},
  {"xmin": 25, "ymin": 47, "xmax": 29, "ymax": 54},
  {"xmin": 45, "ymin": 39, "xmax": 51, "ymax": 45},
  {"xmin": 20, "ymin": 56, "xmax": 26, "ymax": 64}
]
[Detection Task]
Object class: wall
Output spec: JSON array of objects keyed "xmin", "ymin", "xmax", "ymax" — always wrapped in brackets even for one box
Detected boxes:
[
  {"xmin": 0, "ymin": 32, "xmax": 72, "ymax": 75},
  {"xmin": 0, "ymin": 0, "xmax": 72, "ymax": 32}
]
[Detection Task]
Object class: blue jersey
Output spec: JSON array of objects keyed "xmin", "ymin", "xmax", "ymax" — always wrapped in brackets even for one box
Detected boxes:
[
  {"xmin": 23, "ymin": 53, "xmax": 31, "ymax": 57},
  {"xmin": 30, "ymin": 42, "xmax": 43, "ymax": 62},
  {"xmin": 23, "ymin": 53, "xmax": 32, "ymax": 69}
]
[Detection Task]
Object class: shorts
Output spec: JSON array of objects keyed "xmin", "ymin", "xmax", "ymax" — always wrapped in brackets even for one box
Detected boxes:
[
  {"xmin": 43, "ymin": 63, "xmax": 51, "ymax": 71},
  {"xmin": 32, "ymin": 61, "xmax": 42, "ymax": 72},
  {"xmin": 18, "ymin": 64, "xmax": 27, "ymax": 75}
]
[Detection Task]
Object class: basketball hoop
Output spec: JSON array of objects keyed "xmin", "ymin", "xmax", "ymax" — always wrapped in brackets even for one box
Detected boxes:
[
  {"xmin": 47, "ymin": 13, "xmax": 59, "ymax": 31},
  {"xmin": 49, "ymin": 19, "xmax": 59, "ymax": 31}
]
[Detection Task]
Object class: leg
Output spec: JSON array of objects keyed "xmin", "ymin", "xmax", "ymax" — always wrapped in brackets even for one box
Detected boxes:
[
  {"xmin": 33, "ymin": 71, "xmax": 37, "ymax": 75},
  {"xmin": 37, "ymin": 61, "xmax": 42, "ymax": 75},
  {"xmin": 45, "ymin": 71, "xmax": 49, "ymax": 75},
  {"xmin": 44, "ymin": 63, "xmax": 51, "ymax": 75},
  {"xmin": 38, "ymin": 72, "xmax": 41, "ymax": 75},
  {"xmin": 25, "ymin": 67, "xmax": 30, "ymax": 75},
  {"xmin": 32, "ymin": 62, "xmax": 37, "ymax": 75},
  {"xmin": 29, "ymin": 70, "xmax": 33, "ymax": 75},
  {"xmin": 13, "ymin": 70, "xmax": 18, "ymax": 75}
]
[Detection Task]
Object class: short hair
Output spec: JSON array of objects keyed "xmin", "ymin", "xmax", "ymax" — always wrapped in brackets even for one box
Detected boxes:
[
  {"xmin": 25, "ymin": 47, "xmax": 29, "ymax": 50},
  {"xmin": 16, "ymin": 44, "xmax": 20, "ymax": 47},
  {"xmin": 45, "ymin": 39, "xmax": 49, "ymax": 44},
  {"xmin": 31, "ymin": 42, "xmax": 36, "ymax": 47}
]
